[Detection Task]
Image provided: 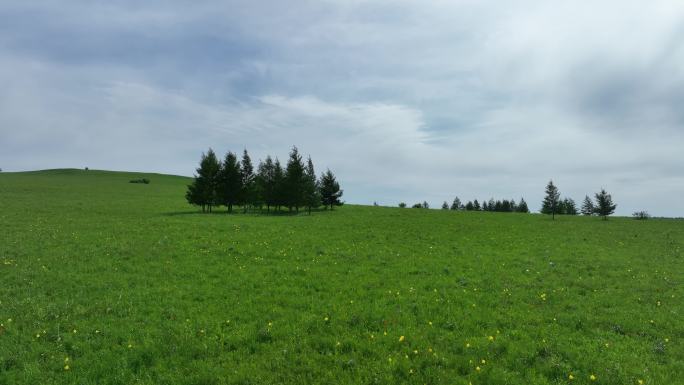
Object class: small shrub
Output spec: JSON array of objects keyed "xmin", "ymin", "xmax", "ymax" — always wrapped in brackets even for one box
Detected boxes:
[
  {"xmin": 412, "ymin": 203, "xmax": 423, "ymax": 208},
  {"xmin": 129, "ymin": 178, "xmax": 150, "ymax": 184},
  {"xmin": 633, "ymin": 211, "xmax": 650, "ymax": 220}
]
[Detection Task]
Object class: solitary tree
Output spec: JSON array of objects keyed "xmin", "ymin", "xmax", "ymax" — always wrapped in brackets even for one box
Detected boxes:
[
  {"xmin": 541, "ymin": 180, "xmax": 561, "ymax": 219},
  {"xmin": 581, "ymin": 195, "xmax": 594, "ymax": 216},
  {"xmin": 186, "ymin": 149, "xmax": 220, "ymax": 213},
  {"xmin": 422, "ymin": 201, "xmax": 429, "ymax": 209},
  {"xmin": 399, "ymin": 202, "xmax": 407, "ymax": 208},
  {"xmin": 594, "ymin": 189, "xmax": 616, "ymax": 220},
  {"xmin": 218, "ymin": 152, "xmax": 242, "ymax": 213},
  {"xmin": 319, "ymin": 169, "xmax": 343, "ymax": 210},
  {"xmin": 450, "ymin": 197, "xmax": 461, "ymax": 210}
]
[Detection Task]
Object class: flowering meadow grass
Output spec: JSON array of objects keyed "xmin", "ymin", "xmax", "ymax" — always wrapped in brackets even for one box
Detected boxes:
[{"xmin": 1, "ymin": 169, "xmax": 682, "ymax": 384}]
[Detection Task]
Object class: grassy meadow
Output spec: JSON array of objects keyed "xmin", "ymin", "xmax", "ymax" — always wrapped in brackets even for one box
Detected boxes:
[{"xmin": 0, "ymin": 169, "xmax": 682, "ymax": 385}]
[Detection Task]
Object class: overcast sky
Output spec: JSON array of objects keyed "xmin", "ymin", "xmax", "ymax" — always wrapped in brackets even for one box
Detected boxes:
[{"xmin": 1, "ymin": 1, "xmax": 683, "ymax": 216}]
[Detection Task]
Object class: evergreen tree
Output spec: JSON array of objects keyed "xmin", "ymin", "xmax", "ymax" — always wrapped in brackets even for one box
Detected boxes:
[
  {"xmin": 441, "ymin": 201, "xmax": 449, "ymax": 210},
  {"xmin": 482, "ymin": 201, "xmax": 489, "ymax": 211},
  {"xmin": 541, "ymin": 180, "xmax": 561, "ymax": 219},
  {"xmin": 256, "ymin": 156, "xmax": 277, "ymax": 212},
  {"xmin": 450, "ymin": 197, "xmax": 461, "ymax": 210},
  {"xmin": 488, "ymin": 198, "xmax": 496, "ymax": 212},
  {"xmin": 581, "ymin": 195, "xmax": 594, "ymax": 216},
  {"xmin": 509, "ymin": 198, "xmax": 517, "ymax": 212},
  {"xmin": 273, "ymin": 158, "xmax": 285, "ymax": 211},
  {"xmin": 319, "ymin": 169, "xmax": 343, "ymax": 210},
  {"xmin": 284, "ymin": 146, "xmax": 307, "ymax": 212},
  {"xmin": 240, "ymin": 149, "xmax": 256, "ymax": 213},
  {"xmin": 422, "ymin": 201, "xmax": 430, "ymax": 209},
  {"xmin": 465, "ymin": 201, "xmax": 474, "ymax": 211},
  {"xmin": 494, "ymin": 200, "xmax": 503, "ymax": 212},
  {"xmin": 304, "ymin": 156, "xmax": 321, "ymax": 214},
  {"xmin": 473, "ymin": 199, "xmax": 481, "ymax": 211},
  {"xmin": 564, "ymin": 198, "xmax": 578, "ymax": 215},
  {"xmin": 557, "ymin": 199, "xmax": 567, "ymax": 215},
  {"xmin": 218, "ymin": 152, "xmax": 242, "ymax": 213},
  {"xmin": 517, "ymin": 198, "xmax": 529, "ymax": 213},
  {"xmin": 186, "ymin": 149, "xmax": 220, "ymax": 213},
  {"xmin": 594, "ymin": 189, "xmax": 616, "ymax": 220},
  {"xmin": 501, "ymin": 199, "xmax": 511, "ymax": 212}
]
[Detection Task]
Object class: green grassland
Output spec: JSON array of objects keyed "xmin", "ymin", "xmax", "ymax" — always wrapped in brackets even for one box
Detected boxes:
[{"xmin": 1, "ymin": 169, "xmax": 682, "ymax": 385}]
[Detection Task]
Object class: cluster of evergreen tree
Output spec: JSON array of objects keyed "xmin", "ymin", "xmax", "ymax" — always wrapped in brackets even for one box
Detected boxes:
[
  {"xmin": 440, "ymin": 197, "xmax": 530, "ymax": 213},
  {"xmin": 186, "ymin": 147, "xmax": 343, "ymax": 214},
  {"xmin": 542, "ymin": 180, "xmax": 616, "ymax": 220}
]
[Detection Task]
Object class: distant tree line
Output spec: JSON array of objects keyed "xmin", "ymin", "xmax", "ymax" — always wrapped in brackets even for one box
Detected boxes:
[
  {"xmin": 399, "ymin": 197, "xmax": 530, "ymax": 213},
  {"xmin": 186, "ymin": 147, "xmax": 343, "ymax": 214},
  {"xmin": 542, "ymin": 180, "xmax": 616, "ymax": 220}
]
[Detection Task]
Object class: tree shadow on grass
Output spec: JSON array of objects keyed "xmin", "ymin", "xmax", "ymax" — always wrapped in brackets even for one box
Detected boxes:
[{"xmin": 161, "ymin": 208, "xmax": 332, "ymax": 217}]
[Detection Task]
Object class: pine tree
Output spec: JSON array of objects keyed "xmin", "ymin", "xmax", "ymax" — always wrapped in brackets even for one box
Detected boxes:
[
  {"xmin": 240, "ymin": 149, "xmax": 255, "ymax": 213},
  {"xmin": 284, "ymin": 146, "xmax": 307, "ymax": 212},
  {"xmin": 594, "ymin": 189, "xmax": 616, "ymax": 220},
  {"xmin": 319, "ymin": 169, "xmax": 343, "ymax": 210},
  {"xmin": 581, "ymin": 195, "xmax": 594, "ymax": 216},
  {"xmin": 541, "ymin": 180, "xmax": 561, "ymax": 219},
  {"xmin": 256, "ymin": 156, "xmax": 277, "ymax": 212},
  {"xmin": 517, "ymin": 198, "xmax": 529, "ymax": 213},
  {"xmin": 218, "ymin": 152, "xmax": 242, "ymax": 213},
  {"xmin": 304, "ymin": 156, "xmax": 321, "ymax": 214},
  {"xmin": 482, "ymin": 201, "xmax": 489, "ymax": 211},
  {"xmin": 465, "ymin": 201, "xmax": 474, "ymax": 211},
  {"xmin": 509, "ymin": 198, "xmax": 518, "ymax": 212},
  {"xmin": 273, "ymin": 158, "xmax": 285, "ymax": 211},
  {"xmin": 441, "ymin": 201, "xmax": 449, "ymax": 210},
  {"xmin": 450, "ymin": 197, "xmax": 461, "ymax": 210},
  {"xmin": 501, "ymin": 199, "xmax": 511, "ymax": 212},
  {"xmin": 473, "ymin": 199, "xmax": 481, "ymax": 211},
  {"xmin": 564, "ymin": 198, "xmax": 578, "ymax": 215},
  {"xmin": 186, "ymin": 149, "xmax": 220, "ymax": 213},
  {"xmin": 488, "ymin": 198, "xmax": 496, "ymax": 212},
  {"xmin": 422, "ymin": 201, "xmax": 429, "ymax": 209}
]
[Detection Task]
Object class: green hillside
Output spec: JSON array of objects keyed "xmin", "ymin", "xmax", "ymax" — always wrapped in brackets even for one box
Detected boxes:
[{"xmin": 1, "ymin": 169, "xmax": 682, "ymax": 384}]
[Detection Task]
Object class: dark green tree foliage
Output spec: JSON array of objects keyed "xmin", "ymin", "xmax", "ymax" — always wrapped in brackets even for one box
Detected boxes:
[
  {"xmin": 256, "ymin": 156, "xmax": 277, "ymax": 212},
  {"xmin": 473, "ymin": 199, "xmax": 481, "ymax": 211},
  {"xmin": 319, "ymin": 169, "xmax": 343, "ymax": 210},
  {"xmin": 284, "ymin": 146, "xmax": 307, "ymax": 212},
  {"xmin": 273, "ymin": 159, "xmax": 285, "ymax": 210},
  {"xmin": 541, "ymin": 180, "xmax": 561, "ymax": 219},
  {"xmin": 304, "ymin": 156, "xmax": 321, "ymax": 214},
  {"xmin": 240, "ymin": 149, "xmax": 256, "ymax": 213},
  {"xmin": 441, "ymin": 201, "xmax": 449, "ymax": 210},
  {"xmin": 422, "ymin": 201, "xmax": 429, "ymax": 209},
  {"xmin": 488, "ymin": 198, "xmax": 496, "ymax": 212},
  {"xmin": 186, "ymin": 149, "xmax": 220, "ymax": 213},
  {"xmin": 398, "ymin": 202, "xmax": 407, "ymax": 208},
  {"xmin": 218, "ymin": 152, "xmax": 242, "ymax": 213},
  {"xmin": 594, "ymin": 189, "xmax": 616, "ymax": 220},
  {"xmin": 465, "ymin": 201, "xmax": 474, "ymax": 211},
  {"xmin": 581, "ymin": 195, "xmax": 594, "ymax": 216},
  {"xmin": 412, "ymin": 203, "xmax": 423, "ymax": 208},
  {"xmin": 517, "ymin": 198, "xmax": 529, "ymax": 213},
  {"xmin": 451, "ymin": 197, "xmax": 461, "ymax": 210},
  {"xmin": 482, "ymin": 201, "xmax": 489, "ymax": 211},
  {"xmin": 563, "ymin": 198, "xmax": 578, "ymax": 215}
]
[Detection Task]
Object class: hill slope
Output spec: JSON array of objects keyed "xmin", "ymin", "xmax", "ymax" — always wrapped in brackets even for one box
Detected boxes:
[{"xmin": 1, "ymin": 169, "xmax": 682, "ymax": 384}]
